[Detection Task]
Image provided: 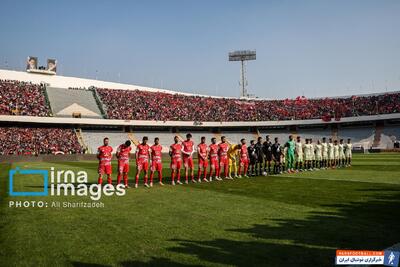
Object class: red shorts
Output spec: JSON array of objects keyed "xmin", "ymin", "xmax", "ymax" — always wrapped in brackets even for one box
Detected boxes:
[
  {"xmin": 240, "ymin": 158, "xmax": 249, "ymax": 166},
  {"xmin": 136, "ymin": 159, "xmax": 149, "ymax": 171},
  {"xmin": 183, "ymin": 156, "xmax": 194, "ymax": 168},
  {"xmin": 198, "ymin": 158, "xmax": 208, "ymax": 168},
  {"xmin": 98, "ymin": 162, "xmax": 112, "ymax": 175},
  {"xmin": 210, "ymin": 157, "xmax": 219, "ymax": 168},
  {"xmin": 171, "ymin": 158, "xmax": 182, "ymax": 170},
  {"xmin": 151, "ymin": 161, "xmax": 162, "ymax": 172},
  {"xmin": 219, "ymin": 157, "xmax": 229, "ymax": 167},
  {"xmin": 118, "ymin": 161, "xmax": 130, "ymax": 173}
]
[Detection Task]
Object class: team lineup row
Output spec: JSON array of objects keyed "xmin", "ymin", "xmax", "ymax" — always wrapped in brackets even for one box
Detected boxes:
[{"xmin": 96, "ymin": 134, "xmax": 353, "ymax": 188}]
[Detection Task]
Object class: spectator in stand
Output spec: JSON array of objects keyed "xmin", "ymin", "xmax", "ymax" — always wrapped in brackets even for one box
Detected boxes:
[
  {"xmin": 0, "ymin": 127, "xmax": 83, "ymax": 155},
  {"xmin": 0, "ymin": 80, "xmax": 51, "ymax": 116},
  {"xmin": 96, "ymin": 88, "xmax": 400, "ymax": 122}
]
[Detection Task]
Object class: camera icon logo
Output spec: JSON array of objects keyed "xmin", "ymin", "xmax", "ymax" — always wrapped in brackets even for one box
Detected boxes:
[{"xmin": 9, "ymin": 167, "xmax": 48, "ymax": 196}]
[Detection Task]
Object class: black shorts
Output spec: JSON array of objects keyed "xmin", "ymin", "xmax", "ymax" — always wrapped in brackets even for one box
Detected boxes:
[
  {"xmin": 265, "ymin": 154, "xmax": 272, "ymax": 161},
  {"xmin": 273, "ymin": 156, "xmax": 281, "ymax": 163}
]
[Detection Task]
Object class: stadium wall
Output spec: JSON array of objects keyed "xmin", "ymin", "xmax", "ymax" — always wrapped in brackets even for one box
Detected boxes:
[
  {"xmin": 0, "ymin": 154, "xmax": 97, "ymax": 162},
  {"xmin": 1, "ymin": 113, "xmax": 399, "ymax": 128}
]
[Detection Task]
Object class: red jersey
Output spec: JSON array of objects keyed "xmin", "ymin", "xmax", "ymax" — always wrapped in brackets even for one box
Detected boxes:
[
  {"xmin": 97, "ymin": 145, "xmax": 113, "ymax": 163},
  {"xmin": 240, "ymin": 144, "xmax": 248, "ymax": 159},
  {"xmin": 170, "ymin": 143, "xmax": 182, "ymax": 159},
  {"xmin": 218, "ymin": 143, "xmax": 230, "ymax": 158},
  {"xmin": 136, "ymin": 143, "xmax": 150, "ymax": 160},
  {"xmin": 151, "ymin": 144, "xmax": 163, "ymax": 162},
  {"xmin": 209, "ymin": 144, "xmax": 219, "ymax": 159},
  {"xmin": 182, "ymin": 140, "xmax": 194, "ymax": 157},
  {"xmin": 117, "ymin": 144, "xmax": 132, "ymax": 161},
  {"xmin": 197, "ymin": 143, "xmax": 208, "ymax": 159}
]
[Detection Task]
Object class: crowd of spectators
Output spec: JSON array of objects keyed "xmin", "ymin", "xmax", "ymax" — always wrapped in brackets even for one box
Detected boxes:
[
  {"xmin": 0, "ymin": 79, "xmax": 398, "ymax": 121},
  {"xmin": 0, "ymin": 127, "xmax": 83, "ymax": 155},
  {"xmin": 97, "ymin": 88, "xmax": 400, "ymax": 122},
  {"xmin": 0, "ymin": 80, "xmax": 51, "ymax": 116}
]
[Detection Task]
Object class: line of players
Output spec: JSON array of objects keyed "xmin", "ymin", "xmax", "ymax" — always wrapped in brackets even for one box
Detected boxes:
[
  {"xmin": 96, "ymin": 134, "xmax": 353, "ymax": 188},
  {"xmin": 249, "ymin": 135, "xmax": 353, "ymax": 176}
]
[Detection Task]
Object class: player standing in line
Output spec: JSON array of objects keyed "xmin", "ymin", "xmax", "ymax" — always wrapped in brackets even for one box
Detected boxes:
[
  {"xmin": 345, "ymin": 138, "xmax": 353, "ymax": 166},
  {"xmin": 116, "ymin": 140, "xmax": 132, "ymax": 188},
  {"xmin": 238, "ymin": 139, "xmax": 249, "ymax": 178},
  {"xmin": 284, "ymin": 135, "xmax": 295, "ymax": 173},
  {"xmin": 303, "ymin": 139, "xmax": 312, "ymax": 171},
  {"xmin": 328, "ymin": 138, "xmax": 335, "ymax": 168},
  {"xmin": 135, "ymin": 136, "xmax": 151, "ymax": 188},
  {"xmin": 197, "ymin": 136, "xmax": 209, "ymax": 182},
  {"xmin": 208, "ymin": 137, "xmax": 221, "ymax": 181},
  {"xmin": 315, "ymin": 140, "xmax": 323, "ymax": 169},
  {"xmin": 333, "ymin": 140, "xmax": 340, "ymax": 168},
  {"xmin": 295, "ymin": 136, "xmax": 304, "ymax": 172},
  {"xmin": 321, "ymin": 137, "xmax": 329, "ymax": 169},
  {"xmin": 271, "ymin": 137, "xmax": 282, "ymax": 174},
  {"xmin": 150, "ymin": 137, "xmax": 163, "ymax": 186},
  {"xmin": 227, "ymin": 142, "xmax": 240, "ymax": 178},
  {"xmin": 181, "ymin": 133, "xmax": 196, "ymax": 184},
  {"xmin": 254, "ymin": 137, "xmax": 264, "ymax": 176},
  {"xmin": 309, "ymin": 138, "xmax": 315, "ymax": 170},
  {"xmin": 339, "ymin": 139, "xmax": 346, "ymax": 167},
  {"xmin": 248, "ymin": 140, "xmax": 257, "ymax": 176},
  {"xmin": 218, "ymin": 136, "xmax": 231, "ymax": 179},
  {"xmin": 263, "ymin": 135, "xmax": 273, "ymax": 175},
  {"xmin": 281, "ymin": 145, "xmax": 287, "ymax": 173},
  {"xmin": 170, "ymin": 136, "xmax": 183, "ymax": 185},
  {"xmin": 97, "ymin": 137, "xmax": 113, "ymax": 185}
]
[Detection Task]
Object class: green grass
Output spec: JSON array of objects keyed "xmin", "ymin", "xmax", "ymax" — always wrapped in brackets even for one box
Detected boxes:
[{"xmin": 1, "ymin": 153, "xmax": 400, "ymax": 267}]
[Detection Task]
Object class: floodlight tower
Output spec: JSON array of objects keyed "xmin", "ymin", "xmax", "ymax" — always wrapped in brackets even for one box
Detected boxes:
[{"xmin": 229, "ymin": 50, "xmax": 256, "ymax": 98}]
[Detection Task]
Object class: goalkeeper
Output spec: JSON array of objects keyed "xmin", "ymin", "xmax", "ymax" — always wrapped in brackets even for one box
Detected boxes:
[
  {"xmin": 227, "ymin": 143, "xmax": 240, "ymax": 178},
  {"xmin": 285, "ymin": 135, "xmax": 296, "ymax": 173}
]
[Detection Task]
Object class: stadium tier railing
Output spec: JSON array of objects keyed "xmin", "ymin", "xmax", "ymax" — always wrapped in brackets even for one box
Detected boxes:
[{"xmin": 1, "ymin": 113, "xmax": 399, "ymax": 127}]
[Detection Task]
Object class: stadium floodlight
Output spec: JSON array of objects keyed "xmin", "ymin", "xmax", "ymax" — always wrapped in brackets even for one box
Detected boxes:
[{"xmin": 229, "ymin": 50, "xmax": 256, "ymax": 98}]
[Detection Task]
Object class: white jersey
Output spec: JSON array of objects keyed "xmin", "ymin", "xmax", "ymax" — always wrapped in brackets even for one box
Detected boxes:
[
  {"xmin": 339, "ymin": 144, "xmax": 345, "ymax": 159},
  {"xmin": 310, "ymin": 144, "xmax": 315, "ymax": 160},
  {"xmin": 295, "ymin": 141, "xmax": 303, "ymax": 156},
  {"xmin": 304, "ymin": 144, "xmax": 313, "ymax": 161},
  {"xmin": 315, "ymin": 144, "xmax": 322, "ymax": 160},
  {"xmin": 345, "ymin": 143, "xmax": 352, "ymax": 157},
  {"xmin": 321, "ymin": 142, "xmax": 328, "ymax": 159},
  {"xmin": 295, "ymin": 141, "xmax": 303, "ymax": 162},
  {"xmin": 281, "ymin": 147, "xmax": 287, "ymax": 163},
  {"xmin": 333, "ymin": 144, "xmax": 340, "ymax": 159},
  {"xmin": 328, "ymin": 143, "xmax": 334, "ymax": 160}
]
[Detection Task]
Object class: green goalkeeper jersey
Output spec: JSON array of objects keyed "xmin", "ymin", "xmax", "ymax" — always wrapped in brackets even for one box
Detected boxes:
[{"xmin": 286, "ymin": 140, "xmax": 295, "ymax": 155}]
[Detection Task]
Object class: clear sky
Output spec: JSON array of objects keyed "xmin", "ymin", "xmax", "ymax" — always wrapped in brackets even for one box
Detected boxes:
[{"xmin": 1, "ymin": 0, "xmax": 399, "ymax": 98}]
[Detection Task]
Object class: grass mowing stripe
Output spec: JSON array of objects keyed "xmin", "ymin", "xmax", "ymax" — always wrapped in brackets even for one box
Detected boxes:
[{"xmin": 277, "ymin": 174, "xmax": 400, "ymax": 185}]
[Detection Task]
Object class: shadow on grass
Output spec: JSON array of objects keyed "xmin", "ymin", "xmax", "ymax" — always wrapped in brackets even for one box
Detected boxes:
[
  {"xmin": 70, "ymin": 257, "xmax": 201, "ymax": 267},
  {"xmin": 70, "ymin": 262, "xmax": 111, "ymax": 267},
  {"xmin": 166, "ymin": 188, "xmax": 400, "ymax": 267}
]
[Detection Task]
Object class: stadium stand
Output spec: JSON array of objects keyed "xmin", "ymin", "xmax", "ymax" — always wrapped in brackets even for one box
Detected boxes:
[
  {"xmin": 220, "ymin": 131, "xmax": 259, "ymax": 143},
  {"xmin": 296, "ymin": 128, "xmax": 333, "ymax": 140},
  {"xmin": 132, "ymin": 131, "xmax": 175, "ymax": 152},
  {"xmin": 0, "ymin": 80, "xmax": 51, "ymax": 116},
  {"xmin": 0, "ymin": 127, "xmax": 82, "ymax": 155},
  {"xmin": 337, "ymin": 126, "xmax": 376, "ymax": 148},
  {"xmin": 258, "ymin": 129, "xmax": 292, "ymax": 143},
  {"xmin": 80, "ymin": 131, "xmax": 130, "ymax": 154},
  {"xmin": 0, "ymin": 72, "xmax": 398, "ymax": 154},
  {"xmin": 96, "ymin": 87, "xmax": 400, "ymax": 122},
  {"xmin": 46, "ymin": 87, "xmax": 103, "ymax": 118},
  {"xmin": 383, "ymin": 125, "xmax": 400, "ymax": 141}
]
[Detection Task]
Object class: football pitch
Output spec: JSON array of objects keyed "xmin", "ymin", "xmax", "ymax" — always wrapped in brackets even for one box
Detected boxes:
[{"xmin": 1, "ymin": 153, "xmax": 399, "ymax": 267}]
